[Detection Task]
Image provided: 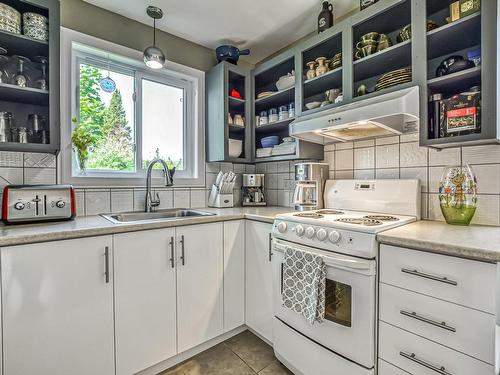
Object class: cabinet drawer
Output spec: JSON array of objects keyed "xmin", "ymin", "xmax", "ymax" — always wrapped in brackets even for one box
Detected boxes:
[
  {"xmin": 379, "ymin": 322, "xmax": 493, "ymax": 375},
  {"xmin": 378, "ymin": 359, "xmax": 410, "ymax": 375},
  {"xmin": 380, "ymin": 244, "xmax": 496, "ymax": 313},
  {"xmin": 379, "ymin": 283, "xmax": 495, "ymax": 364}
]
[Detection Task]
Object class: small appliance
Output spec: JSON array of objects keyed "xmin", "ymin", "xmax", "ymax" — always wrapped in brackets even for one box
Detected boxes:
[
  {"xmin": 241, "ymin": 174, "xmax": 266, "ymax": 206},
  {"xmin": 2, "ymin": 185, "xmax": 76, "ymax": 224},
  {"xmin": 272, "ymin": 179, "xmax": 420, "ymax": 375},
  {"xmin": 292, "ymin": 162, "xmax": 329, "ymax": 211}
]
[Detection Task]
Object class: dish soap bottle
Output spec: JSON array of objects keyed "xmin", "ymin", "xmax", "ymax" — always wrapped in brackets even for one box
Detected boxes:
[{"xmin": 318, "ymin": 1, "xmax": 333, "ymax": 33}]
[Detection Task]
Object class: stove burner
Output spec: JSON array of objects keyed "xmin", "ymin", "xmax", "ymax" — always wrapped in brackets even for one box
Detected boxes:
[
  {"xmin": 335, "ymin": 218, "xmax": 383, "ymax": 226},
  {"xmin": 294, "ymin": 212, "xmax": 324, "ymax": 219},
  {"xmin": 363, "ymin": 215, "xmax": 399, "ymax": 221},
  {"xmin": 315, "ymin": 210, "xmax": 344, "ymax": 215}
]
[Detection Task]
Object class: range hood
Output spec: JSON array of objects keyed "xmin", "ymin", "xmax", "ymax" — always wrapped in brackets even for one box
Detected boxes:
[{"xmin": 290, "ymin": 86, "xmax": 420, "ymax": 144}]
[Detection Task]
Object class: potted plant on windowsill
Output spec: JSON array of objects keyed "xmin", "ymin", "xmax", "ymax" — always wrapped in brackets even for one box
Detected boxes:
[{"xmin": 71, "ymin": 117, "xmax": 95, "ymax": 174}]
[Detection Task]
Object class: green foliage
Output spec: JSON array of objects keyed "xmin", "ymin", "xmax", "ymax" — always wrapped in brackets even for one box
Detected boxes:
[
  {"xmin": 86, "ymin": 135, "xmax": 134, "ymax": 171},
  {"xmin": 71, "ymin": 120, "xmax": 94, "ymax": 171},
  {"xmin": 78, "ymin": 65, "xmax": 106, "ymax": 141}
]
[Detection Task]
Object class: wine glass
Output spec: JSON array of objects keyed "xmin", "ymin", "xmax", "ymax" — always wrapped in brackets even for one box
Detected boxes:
[
  {"xmin": 33, "ymin": 56, "xmax": 48, "ymax": 90},
  {"xmin": 12, "ymin": 55, "xmax": 31, "ymax": 88}
]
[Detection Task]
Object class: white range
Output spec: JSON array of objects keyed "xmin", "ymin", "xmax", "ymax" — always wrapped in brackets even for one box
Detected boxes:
[{"xmin": 271, "ymin": 179, "xmax": 421, "ymax": 375}]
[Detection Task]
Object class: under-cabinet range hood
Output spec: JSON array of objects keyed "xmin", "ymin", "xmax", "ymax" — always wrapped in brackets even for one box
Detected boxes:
[{"xmin": 290, "ymin": 86, "xmax": 420, "ymax": 144}]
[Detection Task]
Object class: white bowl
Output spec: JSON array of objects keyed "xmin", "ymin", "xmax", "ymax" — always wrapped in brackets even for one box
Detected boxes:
[
  {"xmin": 276, "ymin": 75, "xmax": 295, "ymax": 91},
  {"xmin": 305, "ymin": 101, "xmax": 321, "ymax": 110},
  {"xmin": 228, "ymin": 139, "xmax": 243, "ymax": 158}
]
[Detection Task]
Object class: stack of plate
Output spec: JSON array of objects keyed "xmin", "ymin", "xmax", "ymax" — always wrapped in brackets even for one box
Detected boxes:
[
  {"xmin": 23, "ymin": 12, "xmax": 48, "ymax": 41},
  {"xmin": 0, "ymin": 3, "xmax": 21, "ymax": 34},
  {"xmin": 375, "ymin": 68, "xmax": 412, "ymax": 91},
  {"xmin": 330, "ymin": 52, "xmax": 342, "ymax": 70}
]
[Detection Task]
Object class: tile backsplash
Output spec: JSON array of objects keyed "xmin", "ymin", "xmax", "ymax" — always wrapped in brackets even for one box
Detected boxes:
[{"xmin": 1, "ymin": 133, "xmax": 500, "ymax": 226}]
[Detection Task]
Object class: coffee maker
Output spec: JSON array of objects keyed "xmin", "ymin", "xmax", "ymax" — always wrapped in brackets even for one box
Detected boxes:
[
  {"xmin": 293, "ymin": 163, "xmax": 329, "ymax": 211},
  {"xmin": 242, "ymin": 174, "xmax": 266, "ymax": 206}
]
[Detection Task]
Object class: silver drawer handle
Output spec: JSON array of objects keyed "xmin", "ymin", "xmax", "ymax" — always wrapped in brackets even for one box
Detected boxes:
[
  {"xmin": 400, "ymin": 310, "xmax": 456, "ymax": 332},
  {"xmin": 400, "ymin": 351, "xmax": 452, "ymax": 375},
  {"xmin": 401, "ymin": 268, "xmax": 458, "ymax": 286}
]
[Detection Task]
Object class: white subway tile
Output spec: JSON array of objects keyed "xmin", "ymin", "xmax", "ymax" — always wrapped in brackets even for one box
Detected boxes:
[
  {"xmin": 336, "ymin": 141, "xmax": 353, "ymax": 150},
  {"xmin": 471, "ymin": 164, "xmax": 500, "ymax": 194},
  {"xmin": 354, "ymin": 147, "xmax": 375, "ymax": 169},
  {"xmin": 133, "ymin": 189, "xmax": 146, "ymax": 211},
  {"xmin": 24, "ymin": 153, "xmax": 56, "ymax": 168},
  {"xmin": 206, "ymin": 162, "xmax": 220, "ymax": 173},
  {"xmin": 111, "ymin": 189, "xmax": 134, "ymax": 213},
  {"xmin": 354, "ymin": 169, "xmax": 375, "ymax": 179},
  {"xmin": 324, "ymin": 151, "xmax": 334, "ymax": 169},
  {"xmin": 277, "ymin": 173, "xmax": 288, "ymax": 190},
  {"xmin": 267, "ymin": 189, "xmax": 278, "ymax": 206},
  {"xmin": 205, "ymin": 172, "xmax": 218, "ymax": 188},
  {"xmin": 400, "ymin": 133, "xmax": 419, "ymax": 143},
  {"xmin": 266, "ymin": 162, "xmax": 278, "ymax": 173},
  {"xmin": 335, "ymin": 170, "xmax": 354, "ymax": 179},
  {"xmin": 24, "ymin": 168, "xmax": 56, "ymax": 184},
  {"xmin": 400, "ymin": 142, "xmax": 428, "ymax": 167},
  {"xmin": 266, "ymin": 173, "xmax": 278, "ymax": 189},
  {"xmin": 220, "ymin": 162, "xmax": 233, "ymax": 172},
  {"xmin": 429, "ymin": 148, "xmax": 461, "ymax": 166},
  {"xmin": 0, "ymin": 167, "xmax": 23, "ymax": 186},
  {"xmin": 190, "ymin": 189, "xmax": 206, "ymax": 208},
  {"xmin": 471, "ymin": 195, "xmax": 500, "ymax": 226},
  {"xmin": 174, "ymin": 189, "xmax": 191, "ymax": 208},
  {"xmin": 277, "ymin": 161, "xmax": 289, "ymax": 173},
  {"xmin": 376, "ymin": 144, "xmax": 399, "ymax": 168},
  {"xmin": 278, "ymin": 190, "xmax": 290, "ymax": 207},
  {"xmin": 400, "ymin": 167, "xmax": 428, "ymax": 192},
  {"xmin": 376, "ymin": 136, "xmax": 399, "ymax": 145},
  {"xmin": 329, "ymin": 170, "xmax": 335, "ymax": 179},
  {"xmin": 233, "ymin": 164, "xmax": 246, "ymax": 174},
  {"xmin": 155, "ymin": 188, "xmax": 174, "ymax": 209},
  {"xmin": 428, "ymin": 166, "xmax": 444, "ymax": 193},
  {"xmin": 420, "ymin": 193, "xmax": 429, "ymax": 219},
  {"xmin": 0, "ymin": 151, "xmax": 23, "ymax": 167},
  {"xmin": 335, "ymin": 149, "xmax": 353, "ymax": 170},
  {"xmin": 85, "ymin": 190, "xmax": 111, "ymax": 216},
  {"xmin": 324, "ymin": 143, "xmax": 335, "ymax": 152},
  {"xmin": 462, "ymin": 145, "xmax": 500, "ymax": 165},
  {"xmin": 75, "ymin": 189, "xmax": 85, "ymax": 216},
  {"xmin": 256, "ymin": 163, "xmax": 266, "ymax": 173},
  {"xmin": 245, "ymin": 164, "xmax": 256, "ymax": 173},
  {"xmin": 233, "ymin": 190, "xmax": 242, "ymax": 207},
  {"xmin": 354, "ymin": 139, "xmax": 375, "ymax": 148},
  {"xmin": 375, "ymin": 168, "xmax": 399, "ymax": 179},
  {"xmin": 428, "ymin": 194, "xmax": 444, "ymax": 222}
]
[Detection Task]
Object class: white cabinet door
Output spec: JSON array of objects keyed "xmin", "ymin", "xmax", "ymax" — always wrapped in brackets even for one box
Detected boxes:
[
  {"xmin": 176, "ymin": 222, "xmax": 224, "ymax": 352},
  {"xmin": 245, "ymin": 220, "xmax": 273, "ymax": 343},
  {"xmin": 2, "ymin": 236, "xmax": 115, "ymax": 375},
  {"xmin": 114, "ymin": 229, "xmax": 177, "ymax": 375},
  {"xmin": 223, "ymin": 220, "xmax": 245, "ymax": 332}
]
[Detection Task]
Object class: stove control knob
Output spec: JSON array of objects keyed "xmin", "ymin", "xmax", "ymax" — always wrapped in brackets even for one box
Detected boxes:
[
  {"xmin": 56, "ymin": 200, "xmax": 66, "ymax": 209},
  {"xmin": 14, "ymin": 202, "xmax": 25, "ymax": 210},
  {"xmin": 316, "ymin": 228, "xmax": 327, "ymax": 241},
  {"xmin": 277, "ymin": 222, "xmax": 287, "ymax": 233},
  {"xmin": 329, "ymin": 230, "xmax": 341, "ymax": 244},
  {"xmin": 295, "ymin": 224, "xmax": 305, "ymax": 237},
  {"xmin": 305, "ymin": 226, "xmax": 315, "ymax": 239}
]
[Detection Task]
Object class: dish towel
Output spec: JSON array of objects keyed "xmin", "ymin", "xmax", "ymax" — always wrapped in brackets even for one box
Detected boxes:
[{"xmin": 282, "ymin": 247, "xmax": 326, "ymax": 324}]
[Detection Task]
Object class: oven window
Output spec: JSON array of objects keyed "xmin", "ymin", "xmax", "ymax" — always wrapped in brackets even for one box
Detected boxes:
[{"xmin": 325, "ymin": 279, "xmax": 352, "ymax": 327}]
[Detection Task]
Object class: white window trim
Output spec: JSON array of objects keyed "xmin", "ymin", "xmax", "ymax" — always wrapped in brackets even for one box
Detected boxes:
[{"xmin": 59, "ymin": 27, "xmax": 205, "ymax": 187}]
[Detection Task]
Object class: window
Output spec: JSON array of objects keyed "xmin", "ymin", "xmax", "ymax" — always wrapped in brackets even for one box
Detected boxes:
[{"xmin": 61, "ymin": 29, "xmax": 204, "ymax": 187}]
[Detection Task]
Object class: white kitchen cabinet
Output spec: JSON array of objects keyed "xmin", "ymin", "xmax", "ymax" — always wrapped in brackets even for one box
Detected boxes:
[
  {"xmin": 1, "ymin": 236, "xmax": 115, "ymax": 375},
  {"xmin": 223, "ymin": 220, "xmax": 246, "ymax": 332},
  {"xmin": 245, "ymin": 220, "xmax": 274, "ymax": 343},
  {"xmin": 176, "ymin": 222, "xmax": 224, "ymax": 352},
  {"xmin": 114, "ymin": 228, "xmax": 177, "ymax": 375}
]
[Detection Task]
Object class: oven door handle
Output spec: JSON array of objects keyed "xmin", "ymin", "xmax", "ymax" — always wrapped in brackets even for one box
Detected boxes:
[{"xmin": 273, "ymin": 241, "xmax": 373, "ymax": 271}]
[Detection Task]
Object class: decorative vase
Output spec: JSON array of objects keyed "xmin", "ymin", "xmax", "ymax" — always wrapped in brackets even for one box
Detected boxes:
[
  {"xmin": 315, "ymin": 57, "xmax": 328, "ymax": 76},
  {"xmin": 439, "ymin": 164, "xmax": 477, "ymax": 225},
  {"xmin": 74, "ymin": 148, "xmax": 88, "ymax": 174},
  {"xmin": 306, "ymin": 61, "xmax": 317, "ymax": 80}
]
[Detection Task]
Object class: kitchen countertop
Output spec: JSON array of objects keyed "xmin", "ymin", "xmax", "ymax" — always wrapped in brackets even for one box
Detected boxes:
[
  {"xmin": 377, "ymin": 220, "xmax": 500, "ymax": 263},
  {"xmin": 0, "ymin": 207, "xmax": 292, "ymax": 247}
]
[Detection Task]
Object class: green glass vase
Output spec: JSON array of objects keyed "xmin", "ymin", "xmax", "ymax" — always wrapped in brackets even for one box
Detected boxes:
[{"xmin": 439, "ymin": 164, "xmax": 477, "ymax": 225}]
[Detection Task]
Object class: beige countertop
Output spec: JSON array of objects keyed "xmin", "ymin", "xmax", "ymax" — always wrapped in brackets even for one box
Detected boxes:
[
  {"xmin": 0, "ymin": 207, "xmax": 292, "ymax": 247},
  {"xmin": 377, "ymin": 220, "xmax": 500, "ymax": 263}
]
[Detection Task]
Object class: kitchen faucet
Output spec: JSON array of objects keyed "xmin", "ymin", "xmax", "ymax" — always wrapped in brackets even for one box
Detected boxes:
[{"xmin": 145, "ymin": 158, "xmax": 173, "ymax": 212}]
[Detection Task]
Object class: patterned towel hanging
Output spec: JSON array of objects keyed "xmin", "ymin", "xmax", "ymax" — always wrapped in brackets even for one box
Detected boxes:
[{"xmin": 282, "ymin": 247, "xmax": 326, "ymax": 324}]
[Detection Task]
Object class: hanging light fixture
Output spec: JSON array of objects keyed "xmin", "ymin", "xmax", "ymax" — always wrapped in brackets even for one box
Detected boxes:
[{"xmin": 143, "ymin": 6, "xmax": 165, "ymax": 69}]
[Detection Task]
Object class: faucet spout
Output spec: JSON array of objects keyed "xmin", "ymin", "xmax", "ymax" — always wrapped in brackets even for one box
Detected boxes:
[{"xmin": 145, "ymin": 158, "xmax": 174, "ymax": 212}]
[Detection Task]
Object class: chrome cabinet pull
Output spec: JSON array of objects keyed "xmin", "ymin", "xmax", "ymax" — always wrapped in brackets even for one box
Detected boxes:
[
  {"xmin": 268, "ymin": 233, "xmax": 273, "ymax": 262},
  {"xmin": 400, "ymin": 351, "xmax": 452, "ymax": 375},
  {"xmin": 401, "ymin": 268, "xmax": 458, "ymax": 286},
  {"xmin": 179, "ymin": 235, "xmax": 185, "ymax": 266},
  {"xmin": 169, "ymin": 236, "xmax": 175, "ymax": 268},
  {"xmin": 400, "ymin": 310, "xmax": 456, "ymax": 332},
  {"xmin": 104, "ymin": 246, "xmax": 110, "ymax": 283}
]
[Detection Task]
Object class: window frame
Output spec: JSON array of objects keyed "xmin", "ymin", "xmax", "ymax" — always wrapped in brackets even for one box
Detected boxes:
[{"xmin": 60, "ymin": 27, "xmax": 205, "ymax": 187}]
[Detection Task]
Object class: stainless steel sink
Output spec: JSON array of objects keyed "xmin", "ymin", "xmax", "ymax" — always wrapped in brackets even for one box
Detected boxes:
[{"xmin": 101, "ymin": 208, "xmax": 215, "ymax": 224}]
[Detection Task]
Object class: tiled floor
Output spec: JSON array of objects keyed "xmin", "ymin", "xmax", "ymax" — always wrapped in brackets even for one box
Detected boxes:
[{"xmin": 159, "ymin": 330, "xmax": 293, "ymax": 375}]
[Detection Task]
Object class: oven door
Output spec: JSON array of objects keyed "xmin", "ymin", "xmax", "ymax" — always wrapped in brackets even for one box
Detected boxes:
[{"xmin": 272, "ymin": 238, "xmax": 376, "ymax": 369}]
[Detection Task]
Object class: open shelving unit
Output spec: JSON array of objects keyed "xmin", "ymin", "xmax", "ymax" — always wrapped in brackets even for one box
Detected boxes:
[{"xmin": 0, "ymin": 0, "xmax": 60, "ymax": 154}]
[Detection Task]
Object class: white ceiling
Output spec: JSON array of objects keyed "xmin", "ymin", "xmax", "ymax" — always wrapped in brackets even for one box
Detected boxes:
[{"xmin": 83, "ymin": 0, "xmax": 358, "ymax": 63}]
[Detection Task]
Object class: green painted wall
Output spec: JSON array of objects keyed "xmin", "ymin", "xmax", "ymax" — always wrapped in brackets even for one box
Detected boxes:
[{"xmin": 60, "ymin": 0, "xmax": 217, "ymax": 72}]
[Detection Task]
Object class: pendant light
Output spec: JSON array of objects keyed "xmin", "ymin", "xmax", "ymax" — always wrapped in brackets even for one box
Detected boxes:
[{"xmin": 143, "ymin": 6, "xmax": 165, "ymax": 69}]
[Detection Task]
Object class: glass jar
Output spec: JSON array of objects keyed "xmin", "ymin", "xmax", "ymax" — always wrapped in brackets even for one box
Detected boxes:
[
  {"xmin": 269, "ymin": 108, "xmax": 278, "ymax": 123},
  {"xmin": 259, "ymin": 110, "xmax": 268, "ymax": 126},
  {"xmin": 439, "ymin": 164, "xmax": 477, "ymax": 225}
]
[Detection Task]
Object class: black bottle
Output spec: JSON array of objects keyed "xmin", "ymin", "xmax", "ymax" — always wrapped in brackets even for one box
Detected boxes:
[{"xmin": 318, "ymin": 1, "xmax": 333, "ymax": 33}]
